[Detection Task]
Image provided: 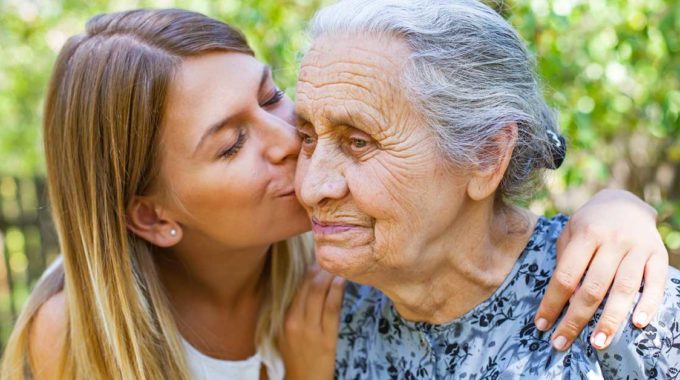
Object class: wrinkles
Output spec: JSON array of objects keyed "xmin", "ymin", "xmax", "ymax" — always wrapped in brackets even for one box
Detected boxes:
[
  {"xmin": 313, "ymin": 205, "xmax": 375, "ymax": 227},
  {"xmin": 363, "ymin": 158, "xmax": 429, "ymax": 225},
  {"xmin": 297, "ymin": 86, "xmax": 392, "ymax": 133},
  {"xmin": 298, "ymin": 77, "xmax": 379, "ymax": 107},
  {"xmin": 296, "ymin": 33, "xmax": 470, "ymax": 292},
  {"xmin": 299, "ymin": 65, "xmax": 384, "ymax": 92},
  {"xmin": 304, "ymin": 35, "xmax": 409, "ymax": 72}
]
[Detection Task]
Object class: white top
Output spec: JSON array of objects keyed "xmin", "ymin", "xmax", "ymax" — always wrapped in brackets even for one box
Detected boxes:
[{"xmin": 182, "ymin": 338, "xmax": 285, "ymax": 380}]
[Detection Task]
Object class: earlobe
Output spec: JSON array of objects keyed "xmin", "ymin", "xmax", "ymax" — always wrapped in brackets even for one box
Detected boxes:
[
  {"xmin": 467, "ymin": 124, "xmax": 518, "ymax": 201},
  {"xmin": 126, "ymin": 197, "xmax": 182, "ymax": 247}
]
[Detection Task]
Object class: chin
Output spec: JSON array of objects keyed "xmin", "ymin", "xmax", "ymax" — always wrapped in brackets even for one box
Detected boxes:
[{"xmin": 315, "ymin": 244, "xmax": 374, "ymax": 281}]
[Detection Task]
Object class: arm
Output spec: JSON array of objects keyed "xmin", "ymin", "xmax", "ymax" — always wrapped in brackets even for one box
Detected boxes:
[
  {"xmin": 280, "ymin": 265, "xmax": 345, "ymax": 380},
  {"xmin": 29, "ymin": 292, "xmax": 66, "ymax": 380},
  {"xmin": 534, "ymin": 189, "xmax": 669, "ymax": 351}
]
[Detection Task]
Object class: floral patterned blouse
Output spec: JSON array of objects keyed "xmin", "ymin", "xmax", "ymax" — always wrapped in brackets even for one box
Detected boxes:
[{"xmin": 335, "ymin": 215, "xmax": 680, "ymax": 379}]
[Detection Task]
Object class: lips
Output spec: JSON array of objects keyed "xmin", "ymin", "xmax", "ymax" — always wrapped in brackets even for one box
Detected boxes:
[{"xmin": 311, "ymin": 217, "xmax": 362, "ymax": 235}]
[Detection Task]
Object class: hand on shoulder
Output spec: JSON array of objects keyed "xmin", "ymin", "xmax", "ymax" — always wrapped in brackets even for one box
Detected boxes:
[{"xmin": 280, "ymin": 265, "xmax": 345, "ymax": 380}]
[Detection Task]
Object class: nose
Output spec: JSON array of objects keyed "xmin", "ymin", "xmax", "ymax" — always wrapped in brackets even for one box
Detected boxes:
[
  {"xmin": 260, "ymin": 109, "xmax": 301, "ymax": 164},
  {"xmin": 298, "ymin": 142, "xmax": 349, "ymax": 207}
]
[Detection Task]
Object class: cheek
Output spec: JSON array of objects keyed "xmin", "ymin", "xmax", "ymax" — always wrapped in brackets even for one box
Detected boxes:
[
  {"xmin": 346, "ymin": 152, "xmax": 458, "ymax": 262},
  {"xmin": 349, "ymin": 154, "xmax": 434, "ymax": 226},
  {"xmin": 168, "ymin": 142, "xmax": 268, "ymax": 223},
  {"xmin": 342, "ymin": 162, "xmax": 416, "ymax": 259},
  {"xmin": 294, "ymin": 155, "xmax": 310, "ymax": 207},
  {"xmin": 177, "ymin": 165, "xmax": 267, "ymax": 219}
]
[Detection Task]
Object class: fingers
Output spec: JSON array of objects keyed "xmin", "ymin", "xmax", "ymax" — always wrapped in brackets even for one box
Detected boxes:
[
  {"xmin": 589, "ymin": 250, "xmax": 644, "ymax": 349},
  {"xmin": 284, "ymin": 269, "xmax": 314, "ymax": 342},
  {"xmin": 543, "ymin": 189, "xmax": 669, "ymax": 352},
  {"xmin": 280, "ymin": 266, "xmax": 342, "ymax": 380},
  {"xmin": 535, "ymin": 223, "xmax": 597, "ymax": 332},
  {"xmin": 304, "ymin": 268, "xmax": 336, "ymax": 326},
  {"xmin": 555, "ymin": 221, "xmax": 570, "ymax": 261},
  {"xmin": 287, "ymin": 265, "xmax": 317, "ymax": 322},
  {"xmin": 632, "ymin": 250, "xmax": 668, "ymax": 328},
  {"xmin": 550, "ymin": 242, "xmax": 620, "ymax": 351},
  {"xmin": 322, "ymin": 276, "xmax": 345, "ymax": 337}
]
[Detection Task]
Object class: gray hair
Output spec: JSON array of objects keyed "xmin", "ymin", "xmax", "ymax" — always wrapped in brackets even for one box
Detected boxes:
[{"xmin": 309, "ymin": 0, "xmax": 562, "ymax": 201}]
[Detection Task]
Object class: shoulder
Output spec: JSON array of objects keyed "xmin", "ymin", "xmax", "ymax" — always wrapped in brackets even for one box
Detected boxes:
[
  {"xmin": 515, "ymin": 214, "xmax": 569, "ymax": 276},
  {"xmin": 336, "ymin": 282, "xmax": 387, "ymax": 377},
  {"xmin": 591, "ymin": 267, "xmax": 680, "ymax": 379},
  {"xmin": 29, "ymin": 291, "xmax": 66, "ymax": 379},
  {"xmin": 338, "ymin": 282, "xmax": 388, "ymax": 340},
  {"xmin": 524, "ymin": 214, "xmax": 568, "ymax": 255},
  {"xmin": 534, "ymin": 214, "xmax": 569, "ymax": 248},
  {"xmin": 341, "ymin": 281, "xmax": 386, "ymax": 323}
]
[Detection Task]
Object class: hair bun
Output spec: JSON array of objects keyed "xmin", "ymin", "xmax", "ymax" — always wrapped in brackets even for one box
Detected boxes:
[{"xmin": 545, "ymin": 130, "xmax": 566, "ymax": 169}]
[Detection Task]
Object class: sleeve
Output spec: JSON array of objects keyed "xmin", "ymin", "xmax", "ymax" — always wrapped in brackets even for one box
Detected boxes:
[{"xmin": 594, "ymin": 268, "xmax": 680, "ymax": 379}]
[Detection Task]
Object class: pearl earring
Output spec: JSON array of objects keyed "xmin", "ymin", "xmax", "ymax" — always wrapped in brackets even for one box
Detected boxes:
[{"xmin": 169, "ymin": 228, "xmax": 177, "ymax": 237}]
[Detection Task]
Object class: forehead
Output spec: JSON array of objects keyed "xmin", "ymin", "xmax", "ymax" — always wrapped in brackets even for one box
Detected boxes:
[
  {"xmin": 168, "ymin": 52, "xmax": 262, "ymax": 115},
  {"xmin": 162, "ymin": 52, "xmax": 263, "ymax": 151},
  {"xmin": 296, "ymin": 34, "xmax": 412, "ymax": 130}
]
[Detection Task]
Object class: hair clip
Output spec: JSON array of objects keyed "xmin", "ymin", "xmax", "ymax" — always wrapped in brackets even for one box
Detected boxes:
[{"xmin": 546, "ymin": 130, "xmax": 566, "ymax": 169}]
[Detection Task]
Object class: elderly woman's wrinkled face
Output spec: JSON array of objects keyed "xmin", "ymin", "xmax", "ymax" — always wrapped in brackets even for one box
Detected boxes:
[{"xmin": 295, "ymin": 34, "xmax": 471, "ymax": 283}]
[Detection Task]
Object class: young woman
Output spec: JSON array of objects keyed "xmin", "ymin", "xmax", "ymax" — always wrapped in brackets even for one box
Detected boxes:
[{"xmin": 0, "ymin": 9, "xmax": 669, "ymax": 380}]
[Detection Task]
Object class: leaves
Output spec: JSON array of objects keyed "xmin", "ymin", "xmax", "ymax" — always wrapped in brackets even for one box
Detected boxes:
[
  {"xmin": 1, "ymin": 0, "xmax": 678, "ymax": 247},
  {"xmin": 502, "ymin": 0, "xmax": 680, "ymax": 261},
  {"xmin": 0, "ymin": 0, "xmax": 333, "ymax": 177}
]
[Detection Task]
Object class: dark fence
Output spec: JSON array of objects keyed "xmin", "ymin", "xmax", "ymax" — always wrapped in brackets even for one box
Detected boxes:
[{"xmin": 0, "ymin": 176, "xmax": 59, "ymax": 349}]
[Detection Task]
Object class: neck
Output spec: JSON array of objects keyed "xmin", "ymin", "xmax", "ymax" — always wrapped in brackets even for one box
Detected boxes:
[
  {"xmin": 156, "ymin": 239, "xmax": 271, "ymax": 310},
  {"xmin": 154, "ymin": 233, "xmax": 276, "ymax": 360},
  {"xmin": 379, "ymin": 201, "xmax": 537, "ymax": 324}
]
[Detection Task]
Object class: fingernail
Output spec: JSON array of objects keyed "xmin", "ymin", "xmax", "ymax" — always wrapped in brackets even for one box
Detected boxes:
[
  {"xmin": 553, "ymin": 336, "xmax": 567, "ymax": 351},
  {"xmin": 633, "ymin": 312, "xmax": 648, "ymax": 327},
  {"xmin": 536, "ymin": 318, "xmax": 549, "ymax": 331},
  {"xmin": 592, "ymin": 332, "xmax": 607, "ymax": 349}
]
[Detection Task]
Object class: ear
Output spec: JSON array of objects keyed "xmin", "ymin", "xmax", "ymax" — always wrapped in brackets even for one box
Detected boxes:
[
  {"xmin": 126, "ymin": 196, "xmax": 182, "ymax": 247},
  {"xmin": 467, "ymin": 123, "xmax": 518, "ymax": 201}
]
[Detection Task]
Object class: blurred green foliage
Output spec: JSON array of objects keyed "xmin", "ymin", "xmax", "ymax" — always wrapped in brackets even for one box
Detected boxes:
[
  {"xmin": 502, "ymin": 0, "xmax": 679, "ymax": 257},
  {"xmin": 0, "ymin": 0, "xmax": 334, "ymax": 176},
  {"xmin": 0, "ymin": 0, "xmax": 677, "ymax": 255}
]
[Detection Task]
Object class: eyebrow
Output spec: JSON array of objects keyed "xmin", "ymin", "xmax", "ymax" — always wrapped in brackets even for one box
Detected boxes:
[
  {"xmin": 193, "ymin": 65, "xmax": 272, "ymax": 156},
  {"xmin": 329, "ymin": 109, "xmax": 383, "ymax": 134}
]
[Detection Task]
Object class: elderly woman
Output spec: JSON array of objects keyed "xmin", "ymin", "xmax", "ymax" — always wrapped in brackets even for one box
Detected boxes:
[{"xmin": 293, "ymin": 0, "xmax": 680, "ymax": 378}]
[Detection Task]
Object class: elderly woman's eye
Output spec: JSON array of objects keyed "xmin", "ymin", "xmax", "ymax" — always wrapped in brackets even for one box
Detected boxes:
[
  {"xmin": 346, "ymin": 134, "xmax": 376, "ymax": 157},
  {"xmin": 350, "ymin": 138, "xmax": 369, "ymax": 149},
  {"xmin": 343, "ymin": 128, "xmax": 376, "ymax": 157},
  {"xmin": 300, "ymin": 132, "xmax": 314, "ymax": 144},
  {"xmin": 298, "ymin": 130, "xmax": 317, "ymax": 154}
]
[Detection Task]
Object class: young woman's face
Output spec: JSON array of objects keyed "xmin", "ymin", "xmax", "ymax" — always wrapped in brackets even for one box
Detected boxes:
[{"xmin": 157, "ymin": 51, "xmax": 310, "ymax": 251}]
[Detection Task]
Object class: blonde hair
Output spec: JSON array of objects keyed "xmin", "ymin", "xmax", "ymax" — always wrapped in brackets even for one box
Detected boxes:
[{"xmin": 1, "ymin": 9, "xmax": 313, "ymax": 379}]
